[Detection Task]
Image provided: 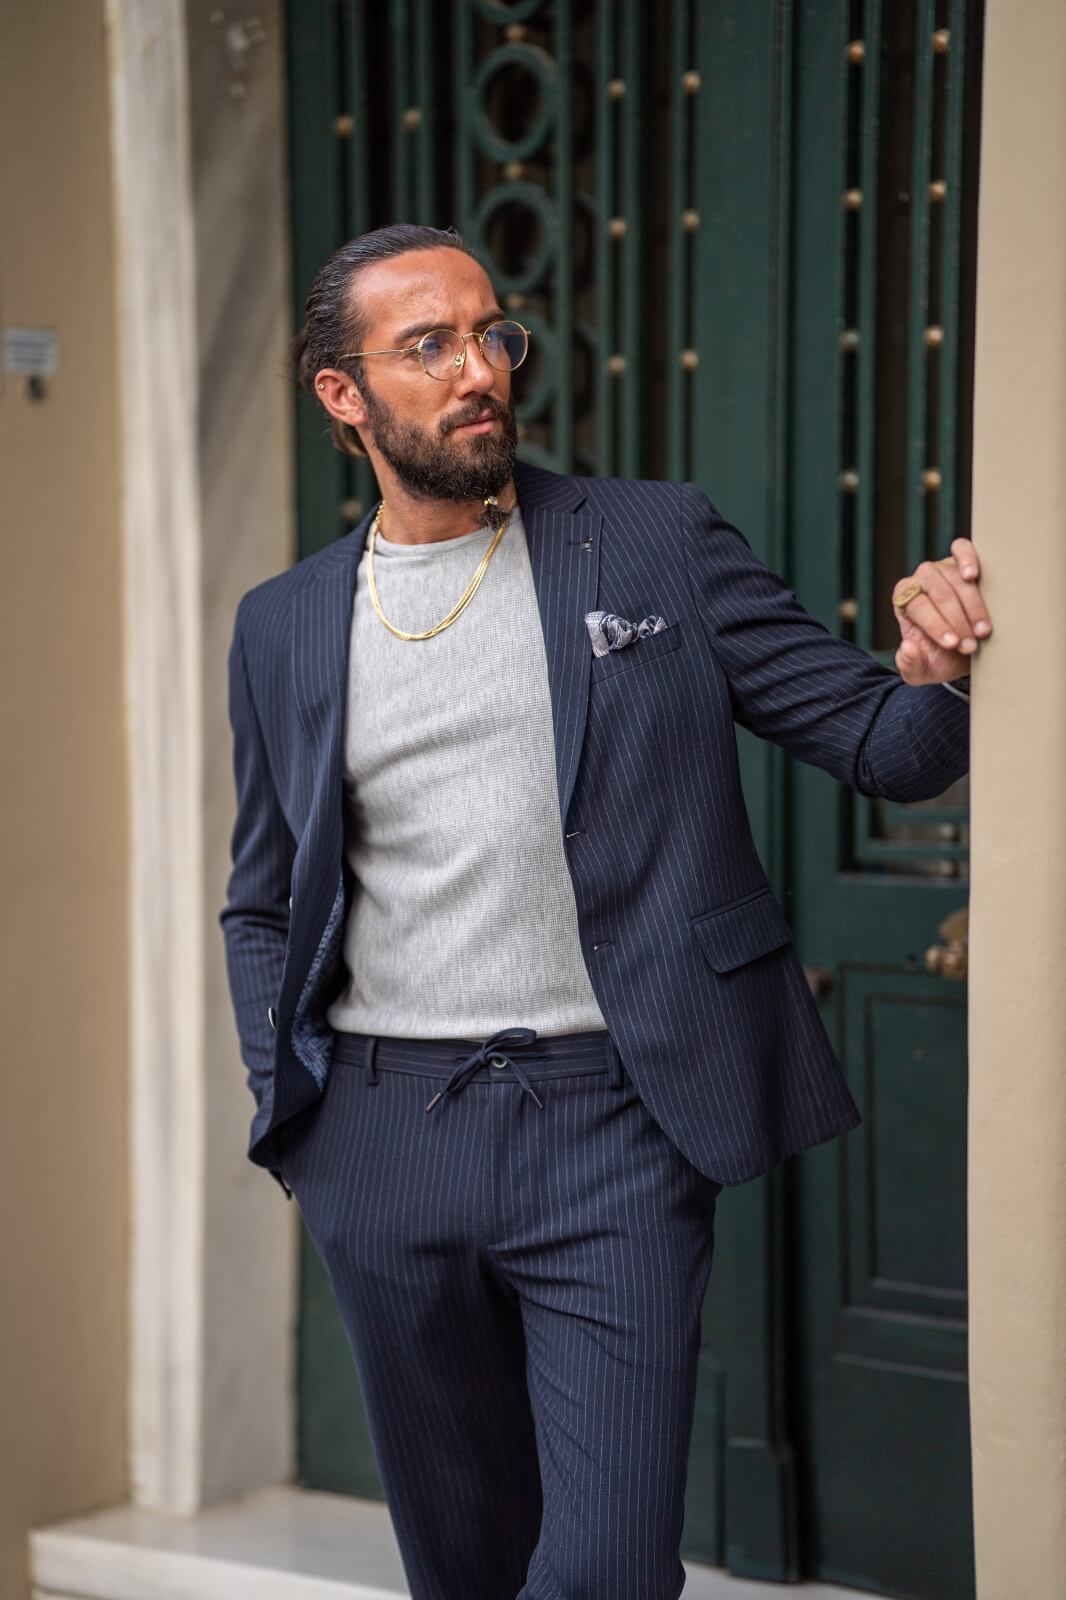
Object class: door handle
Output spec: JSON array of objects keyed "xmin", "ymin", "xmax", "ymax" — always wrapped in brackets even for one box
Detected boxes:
[{"xmin": 924, "ymin": 905, "xmax": 968, "ymax": 980}]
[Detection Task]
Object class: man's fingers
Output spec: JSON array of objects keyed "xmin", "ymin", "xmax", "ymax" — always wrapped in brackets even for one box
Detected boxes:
[
  {"xmin": 896, "ymin": 556, "xmax": 985, "ymax": 643},
  {"xmin": 928, "ymin": 556, "xmax": 985, "ymax": 643},
  {"xmin": 950, "ymin": 536, "xmax": 980, "ymax": 580},
  {"xmin": 896, "ymin": 568, "xmax": 974, "ymax": 651},
  {"xmin": 936, "ymin": 553, "xmax": 992, "ymax": 640},
  {"xmin": 895, "ymin": 632, "xmax": 947, "ymax": 684}
]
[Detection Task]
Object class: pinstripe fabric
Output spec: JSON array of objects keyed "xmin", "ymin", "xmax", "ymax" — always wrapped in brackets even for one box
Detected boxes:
[
  {"xmin": 219, "ymin": 461, "xmax": 970, "ymax": 1197},
  {"xmin": 277, "ymin": 1030, "xmax": 724, "ymax": 1600}
]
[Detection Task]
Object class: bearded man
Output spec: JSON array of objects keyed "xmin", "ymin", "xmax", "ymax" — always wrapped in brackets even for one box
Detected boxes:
[{"xmin": 220, "ymin": 222, "xmax": 989, "ymax": 1600}]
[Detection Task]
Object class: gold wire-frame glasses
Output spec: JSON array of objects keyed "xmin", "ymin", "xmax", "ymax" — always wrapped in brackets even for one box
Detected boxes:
[{"xmin": 339, "ymin": 319, "xmax": 530, "ymax": 381}]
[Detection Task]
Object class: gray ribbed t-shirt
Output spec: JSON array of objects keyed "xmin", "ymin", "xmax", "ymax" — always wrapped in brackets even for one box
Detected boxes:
[{"xmin": 324, "ymin": 503, "xmax": 608, "ymax": 1040}]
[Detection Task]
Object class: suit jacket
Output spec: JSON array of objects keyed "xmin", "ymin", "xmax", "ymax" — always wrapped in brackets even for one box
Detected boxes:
[{"xmin": 220, "ymin": 461, "xmax": 969, "ymax": 1198}]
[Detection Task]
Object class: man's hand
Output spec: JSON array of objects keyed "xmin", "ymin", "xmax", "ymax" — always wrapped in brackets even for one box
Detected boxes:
[{"xmin": 892, "ymin": 538, "xmax": 992, "ymax": 685}]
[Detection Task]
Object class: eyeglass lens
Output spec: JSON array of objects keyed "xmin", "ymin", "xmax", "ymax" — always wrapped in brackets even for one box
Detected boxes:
[{"xmin": 420, "ymin": 320, "xmax": 528, "ymax": 379}]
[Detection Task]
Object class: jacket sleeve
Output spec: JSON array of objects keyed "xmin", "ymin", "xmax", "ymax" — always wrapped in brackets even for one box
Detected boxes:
[
  {"xmin": 219, "ymin": 596, "xmax": 296, "ymax": 1107},
  {"xmin": 679, "ymin": 482, "xmax": 969, "ymax": 802}
]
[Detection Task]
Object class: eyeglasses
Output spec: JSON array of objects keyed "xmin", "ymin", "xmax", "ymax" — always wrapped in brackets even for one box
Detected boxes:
[{"xmin": 339, "ymin": 319, "xmax": 530, "ymax": 382}]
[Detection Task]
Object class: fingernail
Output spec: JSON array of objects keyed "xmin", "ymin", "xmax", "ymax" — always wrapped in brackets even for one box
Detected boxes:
[
  {"xmin": 975, "ymin": 620, "xmax": 990, "ymax": 636},
  {"xmin": 963, "ymin": 566, "xmax": 977, "ymax": 578},
  {"xmin": 942, "ymin": 632, "xmax": 958, "ymax": 647},
  {"xmin": 960, "ymin": 638, "xmax": 977, "ymax": 653}
]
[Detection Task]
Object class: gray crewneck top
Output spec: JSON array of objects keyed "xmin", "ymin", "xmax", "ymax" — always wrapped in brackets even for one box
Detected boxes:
[{"xmin": 324, "ymin": 502, "xmax": 608, "ymax": 1040}]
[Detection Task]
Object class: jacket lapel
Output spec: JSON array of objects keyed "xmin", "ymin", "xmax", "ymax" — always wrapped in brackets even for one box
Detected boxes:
[
  {"xmin": 514, "ymin": 461, "xmax": 602, "ymax": 829},
  {"xmin": 287, "ymin": 515, "xmax": 369, "ymax": 972},
  {"xmin": 291, "ymin": 514, "xmax": 370, "ymax": 764}
]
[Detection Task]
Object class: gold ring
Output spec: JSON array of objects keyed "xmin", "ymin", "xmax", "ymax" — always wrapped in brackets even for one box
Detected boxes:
[{"xmin": 893, "ymin": 579, "xmax": 924, "ymax": 614}]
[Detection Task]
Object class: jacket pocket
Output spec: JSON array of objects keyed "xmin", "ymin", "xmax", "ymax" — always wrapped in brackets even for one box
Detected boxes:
[
  {"xmin": 690, "ymin": 886, "xmax": 794, "ymax": 972},
  {"xmin": 588, "ymin": 621, "xmax": 685, "ymax": 683}
]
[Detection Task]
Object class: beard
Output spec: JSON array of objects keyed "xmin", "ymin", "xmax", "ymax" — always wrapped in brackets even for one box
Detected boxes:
[{"xmin": 359, "ymin": 382, "xmax": 518, "ymax": 516}]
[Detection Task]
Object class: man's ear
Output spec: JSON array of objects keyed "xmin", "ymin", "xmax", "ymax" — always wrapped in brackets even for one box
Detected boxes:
[{"xmin": 314, "ymin": 368, "xmax": 369, "ymax": 431}]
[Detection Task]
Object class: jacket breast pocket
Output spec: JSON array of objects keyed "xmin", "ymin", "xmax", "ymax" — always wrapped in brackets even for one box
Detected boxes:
[
  {"xmin": 690, "ymin": 886, "xmax": 794, "ymax": 972},
  {"xmin": 588, "ymin": 621, "xmax": 685, "ymax": 684}
]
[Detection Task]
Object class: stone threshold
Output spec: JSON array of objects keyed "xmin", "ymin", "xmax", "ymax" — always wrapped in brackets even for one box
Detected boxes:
[{"xmin": 30, "ymin": 1485, "xmax": 867, "ymax": 1599}]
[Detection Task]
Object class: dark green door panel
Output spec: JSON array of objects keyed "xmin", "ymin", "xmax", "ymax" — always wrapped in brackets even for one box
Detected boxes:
[
  {"xmin": 787, "ymin": 2, "xmax": 983, "ymax": 1594},
  {"xmin": 799, "ymin": 969, "xmax": 970, "ymax": 1595},
  {"xmin": 297, "ymin": 1245, "xmax": 384, "ymax": 1498},
  {"xmin": 685, "ymin": 0, "xmax": 803, "ymax": 1579}
]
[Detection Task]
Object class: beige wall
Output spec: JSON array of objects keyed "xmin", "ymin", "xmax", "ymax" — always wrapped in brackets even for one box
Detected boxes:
[
  {"xmin": 0, "ymin": 4, "xmax": 129, "ymax": 1597},
  {"xmin": 968, "ymin": 2, "xmax": 1066, "ymax": 1595}
]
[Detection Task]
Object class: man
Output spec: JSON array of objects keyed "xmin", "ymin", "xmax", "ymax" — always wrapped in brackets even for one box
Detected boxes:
[{"xmin": 220, "ymin": 223, "xmax": 989, "ymax": 1600}]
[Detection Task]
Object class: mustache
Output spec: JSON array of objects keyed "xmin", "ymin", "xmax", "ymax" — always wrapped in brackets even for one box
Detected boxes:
[{"xmin": 440, "ymin": 396, "xmax": 512, "ymax": 435}]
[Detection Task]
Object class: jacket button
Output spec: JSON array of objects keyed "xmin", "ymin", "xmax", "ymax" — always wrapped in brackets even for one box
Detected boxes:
[
  {"xmin": 288, "ymin": 895, "xmax": 293, "ymax": 910},
  {"xmin": 267, "ymin": 1006, "xmax": 277, "ymax": 1030}
]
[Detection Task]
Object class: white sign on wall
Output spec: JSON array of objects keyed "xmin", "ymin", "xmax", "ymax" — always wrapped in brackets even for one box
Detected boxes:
[{"xmin": 3, "ymin": 326, "xmax": 59, "ymax": 377}]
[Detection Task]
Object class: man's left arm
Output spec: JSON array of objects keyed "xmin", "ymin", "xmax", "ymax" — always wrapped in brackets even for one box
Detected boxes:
[{"xmin": 679, "ymin": 483, "xmax": 990, "ymax": 803}]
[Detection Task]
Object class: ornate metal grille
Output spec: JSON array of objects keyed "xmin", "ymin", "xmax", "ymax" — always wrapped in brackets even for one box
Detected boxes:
[{"xmin": 289, "ymin": 0, "xmax": 682, "ymax": 546}]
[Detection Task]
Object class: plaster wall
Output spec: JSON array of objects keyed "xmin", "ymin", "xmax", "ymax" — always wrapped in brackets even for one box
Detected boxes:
[
  {"xmin": 967, "ymin": 2, "xmax": 1066, "ymax": 1594},
  {"xmin": 0, "ymin": 5, "xmax": 129, "ymax": 1597}
]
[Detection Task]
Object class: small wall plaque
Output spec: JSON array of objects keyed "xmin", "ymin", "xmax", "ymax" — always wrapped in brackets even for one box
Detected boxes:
[{"xmin": 3, "ymin": 326, "xmax": 59, "ymax": 377}]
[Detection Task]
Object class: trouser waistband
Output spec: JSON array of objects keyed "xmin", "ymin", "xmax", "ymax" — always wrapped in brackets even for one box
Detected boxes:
[{"xmin": 332, "ymin": 1027, "xmax": 627, "ymax": 1113}]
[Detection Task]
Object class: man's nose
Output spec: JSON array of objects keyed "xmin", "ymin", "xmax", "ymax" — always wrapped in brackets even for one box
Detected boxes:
[{"xmin": 452, "ymin": 336, "xmax": 496, "ymax": 396}]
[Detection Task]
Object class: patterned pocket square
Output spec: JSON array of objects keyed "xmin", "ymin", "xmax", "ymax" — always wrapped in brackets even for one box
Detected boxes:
[{"xmin": 584, "ymin": 609, "xmax": 669, "ymax": 659}]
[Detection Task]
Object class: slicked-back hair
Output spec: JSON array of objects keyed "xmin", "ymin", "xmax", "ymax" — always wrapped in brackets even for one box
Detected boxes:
[{"xmin": 290, "ymin": 223, "xmax": 480, "ymax": 460}]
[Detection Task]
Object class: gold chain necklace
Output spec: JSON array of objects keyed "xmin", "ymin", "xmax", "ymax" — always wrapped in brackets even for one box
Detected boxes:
[{"xmin": 367, "ymin": 496, "xmax": 514, "ymax": 641}]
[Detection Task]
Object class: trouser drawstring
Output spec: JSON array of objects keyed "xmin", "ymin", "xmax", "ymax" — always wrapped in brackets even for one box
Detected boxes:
[{"xmin": 424, "ymin": 1026, "xmax": 544, "ymax": 1113}]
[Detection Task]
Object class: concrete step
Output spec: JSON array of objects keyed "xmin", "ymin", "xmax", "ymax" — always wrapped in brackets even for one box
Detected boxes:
[{"xmin": 31, "ymin": 1485, "xmax": 871, "ymax": 1599}]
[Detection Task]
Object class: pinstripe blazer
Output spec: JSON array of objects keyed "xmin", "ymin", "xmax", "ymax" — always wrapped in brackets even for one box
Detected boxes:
[{"xmin": 220, "ymin": 460, "xmax": 969, "ymax": 1197}]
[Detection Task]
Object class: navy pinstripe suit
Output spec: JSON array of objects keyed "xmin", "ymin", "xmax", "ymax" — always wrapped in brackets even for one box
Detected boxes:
[
  {"xmin": 219, "ymin": 460, "xmax": 969, "ymax": 1597},
  {"xmin": 220, "ymin": 460, "xmax": 968, "ymax": 1196}
]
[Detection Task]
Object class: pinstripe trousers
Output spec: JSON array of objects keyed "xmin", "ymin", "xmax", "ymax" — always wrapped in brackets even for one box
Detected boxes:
[{"xmin": 278, "ymin": 1025, "xmax": 725, "ymax": 1600}]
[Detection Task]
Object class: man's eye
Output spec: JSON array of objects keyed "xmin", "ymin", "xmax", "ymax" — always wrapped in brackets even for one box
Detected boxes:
[{"xmin": 420, "ymin": 337, "xmax": 445, "ymax": 359}]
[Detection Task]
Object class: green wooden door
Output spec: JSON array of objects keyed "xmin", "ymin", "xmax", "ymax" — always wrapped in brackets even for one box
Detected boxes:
[
  {"xmin": 283, "ymin": 2, "xmax": 983, "ymax": 1588},
  {"xmin": 786, "ymin": 3, "xmax": 982, "ymax": 1594}
]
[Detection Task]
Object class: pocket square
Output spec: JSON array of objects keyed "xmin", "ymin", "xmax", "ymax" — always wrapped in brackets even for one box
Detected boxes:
[{"xmin": 584, "ymin": 609, "xmax": 668, "ymax": 658}]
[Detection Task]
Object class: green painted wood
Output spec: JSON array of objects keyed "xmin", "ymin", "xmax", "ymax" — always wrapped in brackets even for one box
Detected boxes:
[
  {"xmin": 618, "ymin": 6, "xmax": 642, "ymax": 475},
  {"xmin": 552, "ymin": 0, "xmax": 573, "ymax": 471},
  {"xmin": 286, "ymin": 0, "xmax": 380, "ymax": 1495},
  {"xmin": 666, "ymin": 0, "xmax": 695, "ymax": 484},
  {"xmin": 389, "ymin": 0, "xmax": 436, "ymax": 223},
  {"xmin": 287, "ymin": 0, "xmax": 350, "ymax": 555},
  {"xmin": 855, "ymin": 0, "xmax": 883, "ymax": 655},
  {"xmin": 593, "ymin": 0, "xmax": 615, "ymax": 476},
  {"xmin": 340, "ymin": 0, "xmax": 376, "ymax": 523},
  {"xmin": 937, "ymin": 0, "xmax": 972, "ymax": 540},
  {"xmin": 389, "ymin": 0, "xmax": 410, "ymax": 216},
  {"xmin": 787, "ymin": 3, "xmax": 979, "ymax": 1593},
  {"xmin": 593, "ymin": 2, "xmax": 644, "ymax": 478},
  {"xmin": 683, "ymin": 1353, "xmax": 727, "ymax": 1567},
  {"xmin": 297, "ymin": 1239, "xmax": 385, "ymax": 1498},
  {"xmin": 687, "ymin": 0, "xmax": 799, "ymax": 1580},
  {"xmin": 907, "ymin": 0, "xmax": 936, "ymax": 576}
]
